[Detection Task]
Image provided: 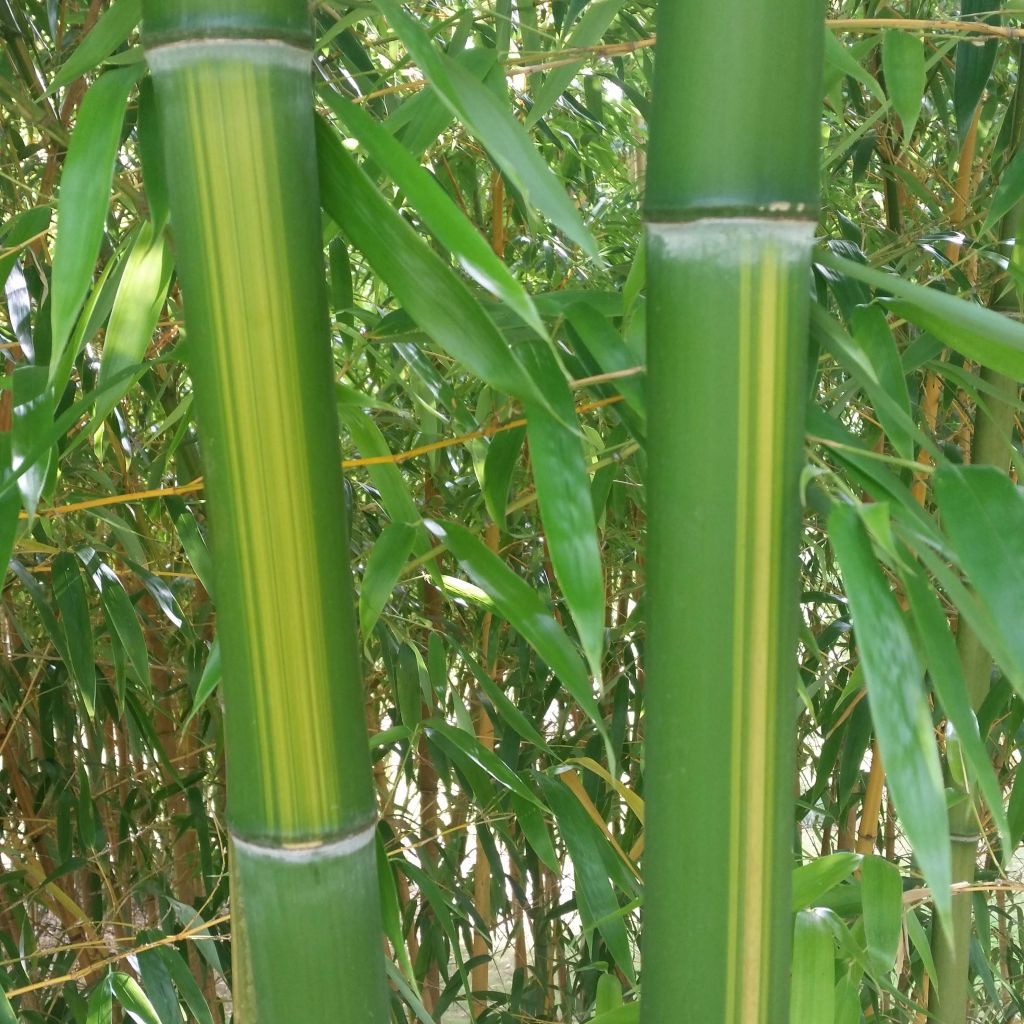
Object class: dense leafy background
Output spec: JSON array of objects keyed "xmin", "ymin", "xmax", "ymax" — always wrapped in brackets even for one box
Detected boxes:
[{"xmin": 3, "ymin": 1, "xmax": 1024, "ymax": 1021}]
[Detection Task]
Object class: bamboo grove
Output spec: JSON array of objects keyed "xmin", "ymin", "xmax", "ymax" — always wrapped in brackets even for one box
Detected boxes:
[{"xmin": 4, "ymin": 2, "xmax": 1024, "ymax": 1023}]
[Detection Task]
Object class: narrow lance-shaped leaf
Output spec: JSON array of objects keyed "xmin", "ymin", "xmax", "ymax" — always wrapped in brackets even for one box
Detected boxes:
[
  {"xmin": 790, "ymin": 910, "xmax": 835, "ymax": 1024},
  {"xmin": 318, "ymin": 86, "xmax": 547, "ymax": 339},
  {"xmin": 882, "ymin": 30, "xmax": 924, "ymax": 147},
  {"xmin": 423, "ymin": 518, "xmax": 605, "ymax": 740},
  {"xmin": 934, "ymin": 465, "xmax": 1024, "ymax": 682},
  {"xmin": 374, "ymin": 0, "xmax": 598, "ymax": 258},
  {"xmin": 818, "ymin": 250, "xmax": 1024, "ymax": 379},
  {"xmin": 900, "ymin": 562, "xmax": 1011, "ymax": 855},
  {"xmin": 829, "ymin": 503, "xmax": 951, "ymax": 922},
  {"xmin": 48, "ymin": 0, "xmax": 142, "ymax": 92},
  {"xmin": 52, "ymin": 552, "xmax": 97, "ymax": 716},
  {"xmin": 98, "ymin": 221, "xmax": 173, "ymax": 394},
  {"xmin": 49, "ymin": 63, "xmax": 143, "ymax": 389},
  {"xmin": 317, "ymin": 118, "xmax": 552, "ymax": 410},
  {"xmin": 359, "ymin": 521, "xmax": 418, "ymax": 640}
]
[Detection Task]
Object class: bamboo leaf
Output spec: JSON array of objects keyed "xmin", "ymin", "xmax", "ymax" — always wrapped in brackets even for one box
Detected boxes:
[
  {"xmin": 900, "ymin": 562, "xmax": 1011, "ymax": 854},
  {"xmin": 319, "ymin": 87, "xmax": 546, "ymax": 338},
  {"xmin": 850, "ymin": 304, "xmax": 914, "ymax": 461},
  {"xmin": 790, "ymin": 910, "xmax": 835, "ymax": 1024},
  {"xmin": 829, "ymin": 503, "xmax": 951, "ymax": 922},
  {"xmin": 423, "ymin": 519, "xmax": 603, "ymax": 736},
  {"xmin": 50, "ymin": 63, "xmax": 143, "ymax": 389},
  {"xmin": 110, "ymin": 972, "xmax": 161, "ymax": 1024},
  {"xmin": 11, "ymin": 365, "xmax": 53, "ymax": 517},
  {"xmin": 0, "ymin": 205, "xmax": 52, "ymax": 286},
  {"xmin": 861, "ymin": 855, "xmax": 902, "ymax": 974},
  {"xmin": 317, "ymin": 119, "xmax": 549, "ymax": 407},
  {"xmin": 86, "ymin": 979, "xmax": 113, "ymax": 1024},
  {"xmin": 359, "ymin": 522, "xmax": 417, "ymax": 639},
  {"xmin": 482, "ymin": 423, "xmax": 525, "ymax": 526},
  {"xmin": 373, "ymin": 0, "xmax": 597, "ymax": 257},
  {"xmin": 184, "ymin": 639, "xmax": 220, "ymax": 726},
  {"xmin": 523, "ymin": 354, "xmax": 605, "ymax": 680},
  {"xmin": 934, "ymin": 465, "xmax": 1024, "ymax": 681},
  {"xmin": 98, "ymin": 221, "xmax": 172, "ymax": 394},
  {"xmin": 818, "ymin": 250, "xmax": 1024, "ymax": 379},
  {"xmin": 526, "ymin": 0, "xmax": 630, "ymax": 127},
  {"xmin": 426, "ymin": 720, "xmax": 543, "ymax": 806},
  {"xmin": 983, "ymin": 139, "xmax": 1024, "ymax": 234},
  {"xmin": 792, "ymin": 853, "xmax": 861, "ymax": 912},
  {"xmin": 49, "ymin": 0, "xmax": 141, "ymax": 91},
  {"xmin": 954, "ymin": 0, "xmax": 1000, "ymax": 144},
  {"xmin": 155, "ymin": 947, "xmax": 214, "ymax": 1024},
  {"xmin": 882, "ymin": 31, "xmax": 924, "ymax": 147},
  {"xmin": 82, "ymin": 552, "xmax": 151, "ymax": 690},
  {"xmin": 52, "ymin": 552, "xmax": 97, "ymax": 716}
]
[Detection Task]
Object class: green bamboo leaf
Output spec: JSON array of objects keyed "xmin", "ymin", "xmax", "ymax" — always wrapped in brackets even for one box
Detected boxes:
[
  {"xmin": 317, "ymin": 119, "xmax": 548, "ymax": 408},
  {"xmin": 374, "ymin": 0, "xmax": 597, "ymax": 258},
  {"xmin": 850, "ymin": 304, "xmax": 914, "ymax": 461},
  {"xmin": 564, "ymin": 303, "xmax": 646, "ymax": 424},
  {"xmin": 86, "ymin": 979, "xmax": 113, "ymax": 1024},
  {"xmin": 424, "ymin": 518, "xmax": 603, "ymax": 736},
  {"xmin": 454, "ymin": 639, "xmax": 551, "ymax": 752},
  {"xmin": 510, "ymin": 792, "xmax": 559, "ymax": 871},
  {"xmin": 10, "ymin": 560, "xmax": 72, "ymax": 666},
  {"xmin": 12, "ymin": 364, "xmax": 53, "ymax": 517},
  {"xmin": 98, "ymin": 221, "xmax": 172, "ymax": 395},
  {"xmin": 110, "ymin": 972, "xmax": 161, "ymax": 1024},
  {"xmin": 954, "ymin": 0, "xmax": 1000, "ymax": 144},
  {"xmin": 184, "ymin": 639, "xmax": 220, "ymax": 726},
  {"xmin": 882, "ymin": 31, "xmax": 924, "ymax": 146},
  {"xmin": 359, "ymin": 522, "xmax": 417, "ymax": 639},
  {"xmin": 792, "ymin": 853, "xmax": 861, "ymax": 912},
  {"xmin": 790, "ymin": 910, "xmax": 835, "ymax": 1024},
  {"xmin": 861, "ymin": 855, "xmax": 902, "ymax": 974},
  {"xmin": 596, "ymin": 975, "xmax": 623, "ymax": 1016},
  {"xmin": 482, "ymin": 423, "xmax": 525, "ymax": 526},
  {"xmin": 934, "ymin": 465, "xmax": 1024, "ymax": 680},
  {"xmin": 154, "ymin": 947, "xmax": 213, "ymax": 1024},
  {"xmin": 0, "ymin": 437, "xmax": 21, "ymax": 578},
  {"xmin": 829, "ymin": 503, "xmax": 951, "ymax": 922},
  {"xmin": 319, "ymin": 87, "xmax": 546, "ymax": 339},
  {"xmin": 0, "ymin": 989, "xmax": 17, "ymax": 1024},
  {"xmin": 83, "ymin": 553, "xmax": 151, "ymax": 690},
  {"xmin": 983, "ymin": 140, "xmax": 1024, "ymax": 234},
  {"xmin": 166, "ymin": 899, "xmax": 223, "ymax": 976},
  {"xmin": 0, "ymin": 205, "xmax": 52, "ymax": 285},
  {"xmin": 426, "ymin": 720, "xmax": 543, "ymax": 807},
  {"xmin": 523, "ymin": 353, "xmax": 605, "ymax": 680},
  {"xmin": 823, "ymin": 31, "xmax": 884, "ymax": 103},
  {"xmin": 49, "ymin": 63, "xmax": 143, "ymax": 389},
  {"xmin": 52, "ymin": 551, "xmax": 97, "ymax": 716},
  {"xmin": 49, "ymin": 0, "xmax": 142, "ymax": 91},
  {"xmin": 819, "ymin": 250, "xmax": 1024, "ymax": 379},
  {"xmin": 525, "ymin": 0, "xmax": 630, "ymax": 127},
  {"xmin": 904, "ymin": 907, "xmax": 937, "ymax": 987},
  {"xmin": 900, "ymin": 562, "xmax": 1010, "ymax": 854},
  {"xmin": 136, "ymin": 944, "xmax": 179, "ymax": 1024},
  {"xmin": 538, "ymin": 772, "xmax": 635, "ymax": 982}
]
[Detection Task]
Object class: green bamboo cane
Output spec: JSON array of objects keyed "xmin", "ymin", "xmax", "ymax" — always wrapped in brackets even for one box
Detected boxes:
[
  {"xmin": 141, "ymin": 3, "xmax": 388, "ymax": 1019},
  {"xmin": 641, "ymin": 3, "xmax": 825, "ymax": 1021}
]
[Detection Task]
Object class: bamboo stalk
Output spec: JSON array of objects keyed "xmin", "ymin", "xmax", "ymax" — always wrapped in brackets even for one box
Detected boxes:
[
  {"xmin": 140, "ymin": 3, "xmax": 388, "ymax": 1020},
  {"xmin": 640, "ymin": 3, "xmax": 825, "ymax": 1020}
]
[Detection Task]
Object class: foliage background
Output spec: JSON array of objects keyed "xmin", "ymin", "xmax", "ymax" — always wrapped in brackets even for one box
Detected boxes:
[{"xmin": 3, "ymin": 1, "xmax": 1024, "ymax": 1021}]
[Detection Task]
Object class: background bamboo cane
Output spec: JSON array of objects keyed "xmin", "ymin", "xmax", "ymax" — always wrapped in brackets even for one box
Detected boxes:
[
  {"xmin": 141, "ymin": 2, "xmax": 389, "ymax": 1020},
  {"xmin": 640, "ymin": 3, "xmax": 825, "ymax": 1021}
]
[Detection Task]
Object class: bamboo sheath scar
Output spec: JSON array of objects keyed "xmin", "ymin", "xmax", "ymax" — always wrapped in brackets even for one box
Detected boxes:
[
  {"xmin": 640, "ymin": 3, "xmax": 825, "ymax": 1022},
  {"xmin": 142, "ymin": 2, "xmax": 388, "ymax": 1020}
]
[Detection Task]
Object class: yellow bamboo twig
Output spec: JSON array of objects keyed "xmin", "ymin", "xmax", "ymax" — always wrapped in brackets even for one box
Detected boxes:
[{"xmin": 28, "ymin": 394, "xmax": 627, "ymax": 521}]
